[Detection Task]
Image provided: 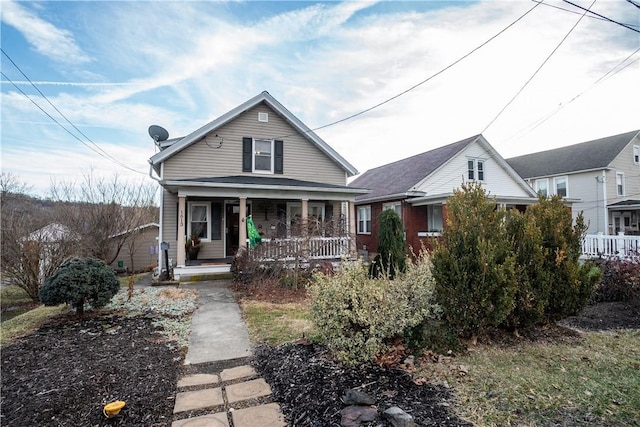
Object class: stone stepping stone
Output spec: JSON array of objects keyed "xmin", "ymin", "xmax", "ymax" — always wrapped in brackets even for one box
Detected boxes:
[
  {"xmin": 171, "ymin": 413, "xmax": 229, "ymax": 427},
  {"xmin": 226, "ymin": 378, "xmax": 272, "ymax": 404},
  {"xmin": 231, "ymin": 403, "xmax": 286, "ymax": 427},
  {"xmin": 220, "ymin": 365, "xmax": 256, "ymax": 382},
  {"xmin": 178, "ymin": 374, "xmax": 220, "ymax": 388},
  {"xmin": 173, "ymin": 388, "xmax": 224, "ymax": 414}
]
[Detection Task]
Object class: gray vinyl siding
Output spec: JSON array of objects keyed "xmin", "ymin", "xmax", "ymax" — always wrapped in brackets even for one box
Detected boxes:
[
  {"xmin": 563, "ymin": 171, "xmax": 604, "ymax": 234},
  {"xmin": 162, "ymin": 190, "xmax": 178, "ymax": 262},
  {"xmin": 111, "ymin": 227, "xmax": 159, "ymax": 272},
  {"xmin": 163, "ymin": 103, "xmax": 346, "ymax": 185},
  {"xmin": 608, "ymin": 136, "xmax": 640, "ymax": 204}
]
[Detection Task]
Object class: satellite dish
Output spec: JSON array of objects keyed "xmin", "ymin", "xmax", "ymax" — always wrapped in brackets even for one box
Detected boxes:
[{"xmin": 148, "ymin": 125, "xmax": 169, "ymax": 143}]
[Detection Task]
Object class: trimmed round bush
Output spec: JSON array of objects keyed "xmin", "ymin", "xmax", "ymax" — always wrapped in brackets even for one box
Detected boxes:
[{"xmin": 39, "ymin": 257, "xmax": 120, "ymax": 316}]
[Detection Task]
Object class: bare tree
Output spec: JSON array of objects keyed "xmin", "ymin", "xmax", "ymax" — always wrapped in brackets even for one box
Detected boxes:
[{"xmin": 50, "ymin": 170, "xmax": 158, "ymax": 266}]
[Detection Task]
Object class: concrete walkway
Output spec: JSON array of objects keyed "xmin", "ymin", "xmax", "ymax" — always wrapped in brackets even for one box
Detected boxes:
[{"xmin": 171, "ymin": 280, "xmax": 286, "ymax": 427}]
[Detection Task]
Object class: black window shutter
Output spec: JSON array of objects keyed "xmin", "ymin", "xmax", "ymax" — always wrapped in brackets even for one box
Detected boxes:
[
  {"xmin": 242, "ymin": 137, "xmax": 252, "ymax": 172},
  {"xmin": 274, "ymin": 140, "xmax": 283, "ymax": 174},
  {"xmin": 211, "ymin": 202, "xmax": 222, "ymax": 240}
]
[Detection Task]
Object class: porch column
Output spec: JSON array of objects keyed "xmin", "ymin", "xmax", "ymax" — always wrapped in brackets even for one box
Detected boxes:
[
  {"xmin": 177, "ymin": 196, "xmax": 186, "ymax": 267},
  {"xmin": 301, "ymin": 199, "xmax": 309, "ymax": 258},
  {"xmin": 239, "ymin": 197, "xmax": 247, "ymax": 250},
  {"xmin": 349, "ymin": 201, "xmax": 357, "ymax": 257}
]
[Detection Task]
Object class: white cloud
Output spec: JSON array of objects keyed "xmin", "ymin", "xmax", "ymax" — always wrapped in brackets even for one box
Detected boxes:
[{"xmin": 1, "ymin": 0, "xmax": 91, "ymax": 64}]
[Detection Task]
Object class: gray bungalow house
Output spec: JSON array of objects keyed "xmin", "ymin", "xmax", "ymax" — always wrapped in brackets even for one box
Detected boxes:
[
  {"xmin": 148, "ymin": 91, "xmax": 367, "ymax": 279},
  {"xmin": 349, "ymin": 135, "xmax": 539, "ymax": 259},
  {"xmin": 507, "ymin": 130, "xmax": 640, "ymax": 235}
]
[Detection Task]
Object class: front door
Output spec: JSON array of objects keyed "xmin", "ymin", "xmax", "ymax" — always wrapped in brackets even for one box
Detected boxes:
[{"xmin": 226, "ymin": 204, "xmax": 240, "ymax": 256}]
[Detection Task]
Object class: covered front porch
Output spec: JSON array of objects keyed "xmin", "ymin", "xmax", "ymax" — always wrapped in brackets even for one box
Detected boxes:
[
  {"xmin": 160, "ymin": 176, "xmax": 366, "ymax": 280},
  {"xmin": 608, "ymin": 200, "xmax": 640, "ymax": 235}
]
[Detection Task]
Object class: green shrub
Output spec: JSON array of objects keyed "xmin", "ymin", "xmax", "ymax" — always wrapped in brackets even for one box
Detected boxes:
[
  {"xmin": 431, "ymin": 182, "xmax": 517, "ymax": 339},
  {"xmin": 369, "ymin": 209, "xmax": 407, "ymax": 279},
  {"xmin": 503, "ymin": 209, "xmax": 551, "ymax": 330},
  {"xmin": 310, "ymin": 254, "xmax": 438, "ymax": 364},
  {"xmin": 39, "ymin": 258, "xmax": 120, "ymax": 317},
  {"xmin": 526, "ymin": 196, "xmax": 600, "ymax": 321}
]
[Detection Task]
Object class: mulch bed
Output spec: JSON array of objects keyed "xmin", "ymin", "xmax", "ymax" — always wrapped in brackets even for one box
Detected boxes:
[
  {"xmin": 1, "ymin": 312, "xmax": 182, "ymax": 427},
  {"xmin": 2, "ymin": 283, "xmax": 638, "ymax": 427}
]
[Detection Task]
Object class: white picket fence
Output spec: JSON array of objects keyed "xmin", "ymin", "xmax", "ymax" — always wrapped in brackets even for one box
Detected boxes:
[{"xmin": 582, "ymin": 232, "xmax": 640, "ymax": 261}]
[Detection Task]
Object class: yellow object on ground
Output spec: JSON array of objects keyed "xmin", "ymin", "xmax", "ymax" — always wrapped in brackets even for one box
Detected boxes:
[{"xmin": 103, "ymin": 400, "xmax": 126, "ymax": 418}]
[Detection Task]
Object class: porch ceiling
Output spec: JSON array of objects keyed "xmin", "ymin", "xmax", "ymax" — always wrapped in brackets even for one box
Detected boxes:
[{"xmin": 162, "ymin": 175, "xmax": 369, "ymax": 201}]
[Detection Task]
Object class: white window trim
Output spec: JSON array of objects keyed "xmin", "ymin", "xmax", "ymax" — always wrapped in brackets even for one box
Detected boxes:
[
  {"xmin": 634, "ymin": 145, "xmax": 639, "ymax": 164},
  {"xmin": 253, "ymin": 138, "xmax": 274, "ymax": 174},
  {"xmin": 427, "ymin": 204, "xmax": 444, "ymax": 233},
  {"xmin": 383, "ymin": 202, "xmax": 401, "ymax": 218},
  {"xmin": 467, "ymin": 158, "xmax": 486, "ymax": 182},
  {"xmin": 357, "ymin": 205, "xmax": 372, "ymax": 235},
  {"xmin": 188, "ymin": 202, "xmax": 211, "ymax": 241},
  {"xmin": 617, "ymin": 172, "xmax": 625, "ymax": 196},
  {"xmin": 553, "ymin": 176, "xmax": 569, "ymax": 198},
  {"xmin": 258, "ymin": 112, "xmax": 269, "ymax": 123},
  {"xmin": 534, "ymin": 178, "xmax": 549, "ymax": 196}
]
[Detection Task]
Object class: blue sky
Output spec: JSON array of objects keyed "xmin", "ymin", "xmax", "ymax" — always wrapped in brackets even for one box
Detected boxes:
[{"xmin": 1, "ymin": 0, "xmax": 639, "ymax": 196}]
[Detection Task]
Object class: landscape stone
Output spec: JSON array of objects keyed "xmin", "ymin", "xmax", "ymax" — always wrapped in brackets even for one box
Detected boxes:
[
  {"xmin": 178, "ymin": 374, "xmax": 219, "ymax": 388},
  {"xmin": 343, "ymin": 388, "xmax": 376, "ymax": 405},
  {"xmin": 383, "ymin": 406, "xmax": 416, "ymax": 427},
  {"xmin": 171, "ymin": 413, "xmax": 229, "ymax": 427},
  {"xmin": 173, "ymin": 388, "xmax": 224, "ymax": 413},
  {"xmin": 220, "ymin": 365, "xmax": 256, "ymax": 382},
  {"xmin": 231, "ymin": 403, "xmax": 286, "ymax": 427},
  {"xmin": 226, "ymin": 378, "xmax": 272, "ymax": 403},
  {"xmin": 340, "ymin": 405, "xmax": 377, "ymax": 427}
]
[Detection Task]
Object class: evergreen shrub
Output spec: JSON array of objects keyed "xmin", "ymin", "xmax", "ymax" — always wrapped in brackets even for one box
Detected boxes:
[{"xmin": 369, "ymin": 209, "xmax": 407, "ymax": 279}]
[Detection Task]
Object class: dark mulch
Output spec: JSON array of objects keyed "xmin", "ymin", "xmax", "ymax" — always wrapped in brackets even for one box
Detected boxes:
[
  {"xmin": 1, "ymin": 312, "xmax": 182, "ymax": 427},
  {"xmin": 559, "ymin": 298, "xmax": 640, "ymax": 331},
  {"xmin": 254, "ymin": 342, "xmax": 473, "ymax": 427}
]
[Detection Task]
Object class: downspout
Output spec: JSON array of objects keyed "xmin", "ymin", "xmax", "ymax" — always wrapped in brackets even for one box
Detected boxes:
[
  {"xmin": 602, "ymin": 170, "xmax": 608, "ymax": 235},
  {"xmin": 149, "ymin": 162, "xmax": 164, "ymax": 270}
]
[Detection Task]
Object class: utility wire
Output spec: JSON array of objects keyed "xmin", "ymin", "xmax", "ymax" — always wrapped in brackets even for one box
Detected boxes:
[
  {"xmin": 627, "ymin": 0, "xmax": 640, "ymax": 11},
  {"xmin": 1, "ymin": 49, "xmax": 145, "ymax": 175},
  {"xmin": 482, "ymin": 0, "xmax": 596, "ymax": 134},
  {"xmin": 562, "ymin": 0, "xmax": 640, "ymax": 33},
  {"xmin": 500, "ymin": 47, "xmax": 640, "ymax": 144},
  {"xmin": 273, "ymin": 0, "xmax": 542, "ymax": 139},
  {"xmin": 531, "ymin": 0, "xmax": 640, "ymax": 28}
]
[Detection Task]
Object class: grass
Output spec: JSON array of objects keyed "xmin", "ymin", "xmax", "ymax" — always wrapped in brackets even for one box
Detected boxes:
[
  {"xmin": 440, "ymin": 330, "xmax": 640, "ymax": 427},
  {"xmin": 0, "ymin": 285, "xmax": 34, "ymax": 306},
  {"xmin": 0, "ymin": 304, "xmax": 68, "ymax": 347},
  {"xmin": 239, "ymin": 299, "xmax": 640, "ymax": 427},
  {"xmin": 240, "ymin": 300, "xmax": 316, "ymax": 346}
]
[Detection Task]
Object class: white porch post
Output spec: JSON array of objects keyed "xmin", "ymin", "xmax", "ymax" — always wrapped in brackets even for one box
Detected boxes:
[
  {"xmin": 602, "ymin": 170, "xmax": 609, "ymax": 234},
  {"xmin": 301, "ymin": 199, "xmax": 309, "ymax": 257},
  {"xmin": 177, "ymin": 196, "xmax": 186, "ymax": 267},
  {"xmin": 349, "ymin": 201, "xmax": 356, "ymax": 257},
  {"xmin": 239, "ymin": 197, "xmax": 247, "ymax": 250}
]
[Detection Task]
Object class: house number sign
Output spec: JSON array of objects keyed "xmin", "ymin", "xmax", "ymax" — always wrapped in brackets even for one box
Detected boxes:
[{"xmin": 179, "ymin": 209, "xmax": 184, "ymax": 227}]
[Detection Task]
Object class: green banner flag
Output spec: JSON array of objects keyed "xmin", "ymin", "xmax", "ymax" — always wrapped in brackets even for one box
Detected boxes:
[{"xmin": 247, "ymin": 216, "xmax": 262, "ymax": 248}]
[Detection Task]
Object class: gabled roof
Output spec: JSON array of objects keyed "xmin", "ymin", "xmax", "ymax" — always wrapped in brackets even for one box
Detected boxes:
[
  {"xmin": 24, "ymin": 223, "xmax": 79, "ymax": 242},
  {"xmin": 349, "ymin": 135, "xmax": 479, "ymax": 201},
  {"xmin": 506, "ymin": 130, "xmax": 640, "ymax": 179},
  {"xmin": 148, "ymin": 91, "xmax": 358, "ymax": 176}
]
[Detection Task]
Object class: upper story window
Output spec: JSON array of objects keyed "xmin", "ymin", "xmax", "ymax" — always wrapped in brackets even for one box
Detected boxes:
[
  {"xmin": 383, "ymin": 202, "xmax": 401, "ymax": 218},
  {"xmin": 634, "ymin": 145, "xmax": 639, "ymax": 164},
  {"xmin": 467, "ymin": 158, "xmax": 485, "ymax": 182},
  {"xmin": 242, "ymin": 137, "xmax": 283, "ymax": 174},
  {"xmin": 254, "ymin": 139, "xmax": 273, "ymax": 172},
  {"xmin": 554, "ymin": 176, "xmax": 568, "ymax": 198},
  {"xmin": 534, "ymin": 178, "xmax": 548, "ymax": 197},
  {"xmin": 617, "ymin": 172, "xmax": 625, "ymax": 196},
  {"xmin": 357, "ymin": 205, "xmax": 371, "ymax": 234}
]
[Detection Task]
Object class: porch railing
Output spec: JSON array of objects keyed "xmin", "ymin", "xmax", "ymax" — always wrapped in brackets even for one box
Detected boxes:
[
  {"xmin": 582, "ymin": 232, "xmax": 640, "ymax": 261},
  {"xmin": 248, "ymin": 236, "xmax": 350, "ymax": 261}
]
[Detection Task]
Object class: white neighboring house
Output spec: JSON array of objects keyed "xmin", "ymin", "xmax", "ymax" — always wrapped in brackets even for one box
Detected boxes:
[
  {"xmin": 507, "ymin": 130, "xmax": 640, "ymax": 236},
  {"xmin": 24, "ymin": 223, "xmax": 79, "ymax": 283}
]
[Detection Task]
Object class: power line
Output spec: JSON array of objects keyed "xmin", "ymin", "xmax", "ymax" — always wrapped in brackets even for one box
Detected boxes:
[
  {"xmin": 1, "ymin": 49, "xmax": 145, "ymax": 175},
  {"xmin": 562, "ymin": 0, "xmax": 640, "ymax": 33},
  {"xmin": 482, "ymin": 0, "xmax": 596, "ymax": 134},
  {"xmin": 500, "ymin": 47, "xmax": 640, "ymax": 144},
  {"xmin": 274, "ymin": 0, "xmax": 543, "ymax": 139},
  {"xmin": 531, "ymin": 0, "xmax": 640, "ymax": 28},
  {"xmin": 627, "ymin": 0, "xmax": 640, "ymax": 11}
]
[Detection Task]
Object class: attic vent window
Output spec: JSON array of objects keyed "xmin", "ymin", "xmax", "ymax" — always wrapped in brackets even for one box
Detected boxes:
[{"xmin": 258, "ymin": 112, "xmax": 269, "ymax": 123}]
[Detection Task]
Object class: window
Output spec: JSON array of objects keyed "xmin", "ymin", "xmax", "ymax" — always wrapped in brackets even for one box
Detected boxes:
[
  {"xmin": 534, "ymin": 179, "xmax": 548, "ymax": 197},
  {"xmin": 242, "ymin": 137, "xmax": 283, "ymax": 174},
  {"xmin": 258, "ymin": 112, "xmax": 268, "ymax": 123},
  {"xmin": 383, "ymin": 202, "xmax": 401, "ymax": 218},
  {"xmin": 357, "ymin": 206, "xmax": 371, "ymax": 234},
  {"xmin": 554, "ymin": 176, "xmax": 568, "ymax": 197},
  {"xmin": 467, "ymin": 158, "xmax": 486, "ymax": 181},
  {"xmin": 188, "ymin": 202, "xmax": 210, "ymax": 240},
  {"xmin": 254, "ymin": 139, "xmax": 273, "ymax": 172},
  {"xmin": 634, "ymin": 145, "xmax": 639, "ymax": 164},
  {"xmin": 617, "ymin": 172, "xmax": 625, "ymax": 196},
  {"xmin": 427, "ymin": 205, "xmax": 443, "ymax": 232},
  {"xmin": 286, "ymin": 202, "xmax": 325, "ymax": 235}
]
